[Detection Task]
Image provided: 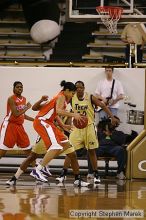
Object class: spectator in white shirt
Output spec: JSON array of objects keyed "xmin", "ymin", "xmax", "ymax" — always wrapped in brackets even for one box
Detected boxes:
[{"xmin": 95, "ymin": 67, "xmax": 124, "ymax": 120}]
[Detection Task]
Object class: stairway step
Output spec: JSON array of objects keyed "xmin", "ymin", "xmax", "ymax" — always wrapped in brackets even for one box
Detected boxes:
[
  {"xmin": 87, "ymin": 42, "xmax": 126, "ymax": 48},
  {"xmin": 0, "ymin": 55, "xmax": 45, "ymax": 62}
]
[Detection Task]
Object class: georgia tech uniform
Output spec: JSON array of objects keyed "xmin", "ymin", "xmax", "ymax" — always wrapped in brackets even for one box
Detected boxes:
[{"xmin": 65, "ymin": 92, "xmax": 98, "ymax": 155}]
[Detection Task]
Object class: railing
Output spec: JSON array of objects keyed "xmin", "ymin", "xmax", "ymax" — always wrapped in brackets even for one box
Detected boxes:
[
  {"xmin": 0, "ymin": 61, "xmax": 129, "ymax": 67},
  {"xmin": 67, "ymin": 0, "xmax": 146, "ymax": 22}
]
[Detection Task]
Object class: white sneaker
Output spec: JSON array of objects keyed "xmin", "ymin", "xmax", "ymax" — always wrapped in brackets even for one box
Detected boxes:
[
  {"xmin": 74, "ymin": 179, "xmax": 90, "ymax": 187},
  {"xmin": 116, "ymin": 172, "xmax": 126, "ymax": 180},
  {"xmin": 41, "ymin": 166, "xmax": 52, "ymax": 177},
  {"xmin": 87, "ymin": 173, "xmax": 94, "ymax": 179},
  {"xmin": 94, "ymin": 176, "xmax": 101, "ymax": 184},
  {"xmin": 56, "ymin": 175, "xmax": 66, "ymax": 183},
  {"xmin": 30, "ymin": 168, "xmax": 48, "ymax": 182},
  {"xmin": 56, "ymin": 182, "xmax": 64, "ymax": 187},
  {"xmin": 6, "ymin": 177, "xmax": 17, "ymax": 186}
]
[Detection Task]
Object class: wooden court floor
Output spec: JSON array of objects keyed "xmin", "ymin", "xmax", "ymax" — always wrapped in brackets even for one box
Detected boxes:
[{"xmin": 0, "ymin": 173, "xmax": 146, "ymax": 220}]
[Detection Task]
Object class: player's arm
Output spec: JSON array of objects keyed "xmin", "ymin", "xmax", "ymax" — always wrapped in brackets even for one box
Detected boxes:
[
  {"xmin": 95, "ymin": 94, "xmax": 107, "ymax": 104},
  {"xmin": 91, "ymin": 95, "xmax": 119, "ymax": 125},
  {"xmin": 32, "ymin": 95, "xmax": 49, "ymax": 111},
  {"xmin": 24, "ymin": 114, "xmax": 34, "ymax": 121},
  {"xmin": 55, "ymin": 116, "xmax": 72, "ymax": 133},
  {"xmin": 8, "ymin": 96, "xmax": 31, "ymax": 117},
  {"xmin": 56, "ymin": 96, "xmax": 83, "ymax": 121}
]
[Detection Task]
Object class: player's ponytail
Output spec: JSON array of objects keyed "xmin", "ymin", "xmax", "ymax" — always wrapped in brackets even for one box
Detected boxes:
[
  {"xmin": 60, "ymin": 80, "xmax": 66, "ymax": 87},
  {"xmin": 60, "ymin": 80, "xmax": 76, "ymax": 91}
]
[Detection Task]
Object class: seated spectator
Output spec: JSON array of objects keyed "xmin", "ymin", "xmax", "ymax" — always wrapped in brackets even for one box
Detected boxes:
[
  {"xmin": 88, "ymin": 117, "xmax": 127, "ymax": 180},
  {"xmin": 121, "ymin": 23, "xmax": 145, "ymax": 67}
]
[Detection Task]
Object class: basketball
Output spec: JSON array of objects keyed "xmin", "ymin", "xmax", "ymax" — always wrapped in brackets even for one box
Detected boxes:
[{"xmin": 73, "ymin": 115, "xmax": 88, "ymax": 129}]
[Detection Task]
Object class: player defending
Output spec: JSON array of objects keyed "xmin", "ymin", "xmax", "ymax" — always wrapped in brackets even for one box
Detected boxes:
[{"xmin": 56, "ymin": 81, "xmax": 119, "ymax": 184}]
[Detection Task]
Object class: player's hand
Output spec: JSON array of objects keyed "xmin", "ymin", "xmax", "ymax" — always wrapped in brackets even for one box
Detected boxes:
[
  {"xmin": 102, "ymin": 97, "xmax": 108, "ymax": 103},
  {"xmin": 63, "ymin": 124, "xmax": 73, "ymax": 133},
  {"xmin": 74, "ymin": 113, "xmax": 85, "ymax": 123},
  {"xmin": 111, "ymin": 116, "xmax": 120, "ymax": 126},
  {"xmin": 41, "ymin": 95, "xmax": 49, "ymax": 102},
  {"xmin": 26, "ymin": 102, "xmax": 32, "ymax": 109}
]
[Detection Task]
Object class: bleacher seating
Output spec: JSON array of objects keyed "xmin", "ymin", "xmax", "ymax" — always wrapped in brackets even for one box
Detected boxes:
[
  {"xmin": 0, "ymin": 1, "xmax": 145, "ymax": 66},
  {"xmin": 82, "ymin": 25, "xmax": 146, "ymax": 63},
  {"xmin": 0, "ymin": 151, "xmax": 118, "ymax": 176},
  {"xmin": 50, "ymin": 22, "xmax": 98, "ymax": 62},
  {"xmin": 0, "ymin": 3, "xmax": 47, "ymax": 62}
]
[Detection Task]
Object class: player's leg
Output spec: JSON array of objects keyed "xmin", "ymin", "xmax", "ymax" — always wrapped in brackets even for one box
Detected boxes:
[
  {"xmin": 6, "ymin": 139, "xmax": 51, "ymax": 186},
  {"xmin": 17, "ymin": 124, "xmax": 32, "ymax": 151},
  {"xmin": 6, "ymin": 151, "xmax": 38, "ymax": 186},
  {"xmin": 55, "ymin": 155, "xmax": 71, "ymax": 182},
  {"xmin": 56, "ymin": 128, "xmax": 82, "ymax": 182},
  {"xmin": 56, "ymin": 145, "xmax": 90, "ymax": 187},
  {"xmin": 31, "ymin": 120, "xmax": 69, "ymax": 182},
  {"xmin": 85, "ymin": 124, "xmax": 101, "ymax": 184},
  {"xmin": 87, "ymin": 147, "xmax": 104, "ymax": 178},
  {"xmin": 0, "ymin": 122, "xmax": 17, "ymax": 184},
  {"xmin": 32, "ymin": 120, "xmax": 89, "ymax": 186},
  {"xmin": 6, "ymin": 124, "xmax": 35, "ymax": 186},
  {"xmin": 88, "ymin": 149, "xmax": 100, "ymax": 183},
  {"xmin": 0, "ymin": 122, "xmax": 16, "ymax": 152}
]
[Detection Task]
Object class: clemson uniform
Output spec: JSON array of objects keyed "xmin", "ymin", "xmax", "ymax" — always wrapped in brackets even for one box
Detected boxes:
[
  {"xmin": 0, "ymin": 95, "xmax": 31, "ymax": 150},
  {"xmin": 33, "ymin": 91, "xmax": 70, "ymax": 151},
  {"xmin": 31, "ymin": 104, "xmax": 74, "ymax": 155}
]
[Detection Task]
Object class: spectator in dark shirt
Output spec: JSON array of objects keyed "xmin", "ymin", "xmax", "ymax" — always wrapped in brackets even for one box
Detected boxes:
[{"xmin": 88, "ymin": 118, "xmax": 127, "ymax": 180}]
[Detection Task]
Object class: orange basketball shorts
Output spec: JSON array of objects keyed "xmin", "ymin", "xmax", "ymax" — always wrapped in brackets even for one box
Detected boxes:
[
  {"xmin": 33, "ymin": 118, "xmax": 68, "ymax": 150},
  {"xmin": 0, "ymin": 120, "xmax": 31, "ymax": 150}
]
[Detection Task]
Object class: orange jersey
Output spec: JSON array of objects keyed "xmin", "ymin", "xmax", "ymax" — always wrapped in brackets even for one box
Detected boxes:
[
  {"xmin": 5, "ymin": 95, "xmax": 26, "ymax": 125},
  {"xmin": 36, "ymin": 91, "xmax": 67, "ymax": 123}
]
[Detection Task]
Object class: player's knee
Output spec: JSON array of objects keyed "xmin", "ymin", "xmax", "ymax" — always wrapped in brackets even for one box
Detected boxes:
[
  {"xmin": 27, "ymin": 153, "xmax": 37, "ymax": 163},
  {"xmin": 67, "ymin": 151, "xmax": 77, "ymax": 160},
  {"xmin": 88, "ymin": 149, "xmax": 96, "ymax": 156}
]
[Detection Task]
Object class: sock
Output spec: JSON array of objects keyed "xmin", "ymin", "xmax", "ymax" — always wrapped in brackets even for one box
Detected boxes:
[
  {"xmin": 36, "ymin": 164, "xmax": 44, "ymax": 170},
  {"xmin": 14, "ymin": 168, "xmax": 24, "ymax": 179},
  {"xmin": 93, "ymin": 170, "xmax": 99, "ymax": 178},
  {"xmin": 75, "ymin": 174, "xmax": 81, "ymax": 180},
  {"xmin": 60, "ymin": 168, "xmax": 68, "ymax": 177},
  {"xmin": 11, "ymin": 176, "xmax": 17, "ymax": 181}
]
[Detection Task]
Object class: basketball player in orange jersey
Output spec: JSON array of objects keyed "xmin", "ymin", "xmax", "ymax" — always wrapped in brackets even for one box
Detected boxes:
[
  {"xmin": 29, "ymin": 80, "xmax": 90, "ymax": 186},
  {"xmin": 0, "ymin": 81, "xmax": 33, "ymax": 158}
]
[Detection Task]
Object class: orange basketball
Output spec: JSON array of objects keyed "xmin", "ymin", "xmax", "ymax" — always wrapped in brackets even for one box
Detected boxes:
[{"xmin": 73, "ymin": 115, "xmax": 88, "ymax": 129}]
